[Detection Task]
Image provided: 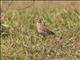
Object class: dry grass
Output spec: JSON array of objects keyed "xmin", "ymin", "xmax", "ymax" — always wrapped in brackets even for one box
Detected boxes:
[{"xmin": 1, "ymin": 1, "xmax": 80, "ymax": 60}]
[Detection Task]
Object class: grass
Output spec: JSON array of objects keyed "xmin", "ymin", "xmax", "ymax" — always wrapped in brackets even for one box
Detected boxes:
[{"xmin": 1, "ymin": 6, "xmax": 80, "ymax": 60}]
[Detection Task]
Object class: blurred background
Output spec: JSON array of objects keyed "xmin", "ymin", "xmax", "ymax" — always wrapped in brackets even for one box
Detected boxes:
[{"xmin": 1, "ymin": 1, "xmax": 80, "ymax": 60}]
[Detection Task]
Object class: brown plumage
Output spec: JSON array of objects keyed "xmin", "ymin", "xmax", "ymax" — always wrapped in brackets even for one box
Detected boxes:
[{"xmin": 36, "ymin": 18, "xmax": 55, "ymax": 37}]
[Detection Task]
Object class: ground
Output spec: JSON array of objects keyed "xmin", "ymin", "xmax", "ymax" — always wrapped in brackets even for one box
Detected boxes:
[{"xmin": 1, "ymin": 1, "xmax": 80, "ymax": 60}]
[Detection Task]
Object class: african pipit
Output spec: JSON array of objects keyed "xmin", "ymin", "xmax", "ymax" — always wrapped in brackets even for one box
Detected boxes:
[{"xmin": 36, "ymin": 18, "xmax": 55, "ymax": 37}]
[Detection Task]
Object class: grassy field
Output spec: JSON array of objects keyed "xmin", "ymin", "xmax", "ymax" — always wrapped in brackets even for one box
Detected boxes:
[{"xmin": 1, "ymin": 1, "xmax": 80, "ymax": 60}]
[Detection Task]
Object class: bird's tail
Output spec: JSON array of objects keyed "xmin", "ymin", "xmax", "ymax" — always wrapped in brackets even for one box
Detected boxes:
[{"xmin": 49, "ymin": 31, "xmax": 55, "ymax": 35}]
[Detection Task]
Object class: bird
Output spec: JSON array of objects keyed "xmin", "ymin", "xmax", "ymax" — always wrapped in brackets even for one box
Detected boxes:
[{"xmin": 36, "ymin": 18, "xmax": 55, "ymax": 37}]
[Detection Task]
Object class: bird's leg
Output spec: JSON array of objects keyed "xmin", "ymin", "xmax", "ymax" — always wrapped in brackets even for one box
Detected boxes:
[{"xmin": 41, "ymin": 35, "xmax": 46, "ymax": 41}]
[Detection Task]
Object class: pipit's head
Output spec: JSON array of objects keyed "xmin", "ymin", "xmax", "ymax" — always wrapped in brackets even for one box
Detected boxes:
[
  {"xmin": 38, "ymin": 19, "xmax": 42, "ymax": 23},
  {"xmin": 35, "ymin": 18, "xmax": 42, "ymax": 23}
]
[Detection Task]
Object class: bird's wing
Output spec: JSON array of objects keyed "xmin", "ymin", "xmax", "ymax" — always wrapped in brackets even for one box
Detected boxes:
[
  {"xmin": 42, "ymin": 25, "xmax": 51, "ymax": 32},
  {"xmin": 42, "ymin": 24, "xmax": 55, "ymax": 34}
]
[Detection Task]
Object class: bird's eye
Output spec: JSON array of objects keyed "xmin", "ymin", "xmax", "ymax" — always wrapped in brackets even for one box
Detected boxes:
[{"xmin": 39, "ymin": 20, "xmax": 42, "ymax": 23}]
